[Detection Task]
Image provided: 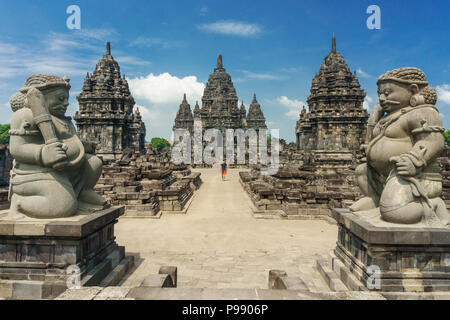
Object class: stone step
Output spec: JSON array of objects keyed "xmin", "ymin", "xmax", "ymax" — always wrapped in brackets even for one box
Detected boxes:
[
  {"xmin": 81, "ymin": 246, "xmax": 125, "ymax": 287},
  {"xmin": 57, "ymin": 285, "xmax": 450, "ymax": 300},
  {"xmin": 316, "ymin": 259, "xmax": 348, "ymax": 292},
  {"xmin": 327, "ymin": 251, "xmax": 369, "ymax": 292},
  {"xmin": 125, "ymin": 287, "xmax": 385, "ymax": 300},
  {"xmin": 99, "ymin": 255, "xmax": 134, "ymax": 287},
  {"xmin": 0, "ymin": 279, "xmax": 67, "ymax": 299}
]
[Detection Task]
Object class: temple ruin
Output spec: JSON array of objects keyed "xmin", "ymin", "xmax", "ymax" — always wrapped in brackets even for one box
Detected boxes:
[
  {"xmin": 240, "ymin": 37, "xmax": 369, "ymax": 219},
  {"xmin": 74, "ymin": 42, "xmax": 146, "ymax": 160},
  {"xmin": 173, "ymin": 54, "xmax": 267, "ymax": 136},
  {"xmin": 296, "ymin": 36, "xmax": 368, "ymax": 166}
]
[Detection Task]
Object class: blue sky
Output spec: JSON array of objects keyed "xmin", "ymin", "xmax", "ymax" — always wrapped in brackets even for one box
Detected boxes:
[{"xmin": 0, "ymin": 0, "xmax": 449, "ymax": 142}]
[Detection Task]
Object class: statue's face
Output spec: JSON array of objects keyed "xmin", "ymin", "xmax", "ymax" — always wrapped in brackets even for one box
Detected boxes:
[
  {"xmin": 377, "ymin": 81, "xmax": 412, "ymax": 113},
  {"xmin": 45, "ymin": 87, "xmax": 69, "ymax": 118}
]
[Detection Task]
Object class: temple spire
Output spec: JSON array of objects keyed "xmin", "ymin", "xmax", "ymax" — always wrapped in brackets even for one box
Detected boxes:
[
  {"xmin": 183, "ymin": 93, "xmax": 187, "ymax": 103},
  {"xmin": 331, "ymin": 36, "xmax": 336, "ymax": 53},
  {"xmin": 217, "ymin": 54, "xmax": 223, "ymax": 69},
  {"xmin": 106, "ymin": 42, "xmax": 111, "ymax": 55},
  {"xmin": 252, "ymin": 93, "xmax": 257, "ymax": 102}
]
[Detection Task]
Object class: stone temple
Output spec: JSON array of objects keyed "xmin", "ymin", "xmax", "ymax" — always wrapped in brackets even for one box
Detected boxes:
[
  {"xmin": 239, "ymin": 37, "xmax": 371, "ymax": 219},
  {"xmin": 295, "ymin": 37, "xmax": 368, "ymax": 166},
  {"xmin": 74, "ymin": 42, "xmax": 146, "ymax": 160},
  {"xmin": 173, "ymin": 54, "xmax": 267, "ymax": 136}
]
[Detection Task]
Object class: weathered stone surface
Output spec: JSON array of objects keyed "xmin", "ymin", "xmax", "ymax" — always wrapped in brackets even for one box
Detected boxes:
[
  {"xmin": 239, "ymin": 37, "xmax": 370, "ymax": 220},
  {"xmin": 350, "ymin": 67, "xmax": 448, "ymax": 226},
  {"xmin": 95, "ymin": 146, "xmax": 201, "ymax": 216},
  {"xmin": 268, "ymin": 270, "xmax": 309, "ymax": 290},
  {"xmin": 329, "ymin": 208, "xmax": 450, "ymax": 292},
  {"xmin": 74, "ymin": 42, "xmax": 146, "ymax": 161},
  {"xmin": 0, "ymin": 206, "xmax": 132, "ymax": 298},
  {"xmin": 8, "ymin": 74, "xmax": 108, "ymax": 219},
  {"xmin": 140, "ymin": 274, "xmax": 174, "ymax": 288},
  {"xmin": 0, "ymin": 145, "xmax": 12, "ymax": 188},
  {"xmin": 296, "ymin": 36, "xmax": 368, "ymax": 165},
  {"xmin": 159, "ymin": 266, "xmax": 177, "ymax": 287},
  {"xmin": 173, "ymin": 54, "xmax": 267, "ymax": 164},
  {"xmin": 240, "ymin": 166, "xmax": 360, "ymax": 218},
  {"xmin": 438, "ymin": 145, "xmax": 450, "ymax": 211}
]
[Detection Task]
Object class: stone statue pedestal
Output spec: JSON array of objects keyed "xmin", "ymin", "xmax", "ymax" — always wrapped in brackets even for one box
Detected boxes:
[
  {"xmin": 0, "ymin": 206, "xmax": 133, "ymax": 299},
  {"xmin": 328, "ymin": 208, "xmax": 450, "ymax": 292}
]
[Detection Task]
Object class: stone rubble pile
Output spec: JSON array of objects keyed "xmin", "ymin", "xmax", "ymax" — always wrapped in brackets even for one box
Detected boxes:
[
  {"xmin": 240, "ymin": 165, "xmax": 359, "ymax": 218},
  {"xmin": 95, "ymin": 145, "xmax": 202, "ymax": 217}
]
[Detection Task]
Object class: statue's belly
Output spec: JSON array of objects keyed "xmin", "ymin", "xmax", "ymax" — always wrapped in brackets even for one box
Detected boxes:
[
  {"xmin": 368, "ymin": 136, "xmax": 413, "ymax": 177},
  {"xmin": 60, "ymin": 136, "xmax": 85, "ymax": 170}
]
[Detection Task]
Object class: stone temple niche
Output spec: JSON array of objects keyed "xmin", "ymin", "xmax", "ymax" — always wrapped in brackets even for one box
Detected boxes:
[
  {"xmin": 75, "ymin": 42, "xmax": 146, "ymax": 161},
  {"xmin": 295, "ymin": 36, "xmax": 369, "ymax": 166}
]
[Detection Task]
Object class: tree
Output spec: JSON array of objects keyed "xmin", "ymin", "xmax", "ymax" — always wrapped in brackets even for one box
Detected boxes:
[
  {"xmin": 0, "ymin": 124, "xmax": 10, "ymax": 144},
  {"xmin": 445, "ymin": 129, "xmax": 450, "ymax": 146},
  {"xmin": 150, "ymin": 137, "xmax": 171, "ymax": 151}
]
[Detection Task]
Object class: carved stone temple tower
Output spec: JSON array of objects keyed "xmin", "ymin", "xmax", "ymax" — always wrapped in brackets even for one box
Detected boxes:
[
  {"xmin": 247, "ymin": 93, "xmax": 267, "ymax": 129},
  {"xmin": 75, "ymin": 42, "xmax": 146, "ymax": 160},
  {"xmin": 295, "ymin": 36, "xmax": 368, "ymax": 165},
  {"xmin": 173, "ymin": 93, "xmax": 194, "ymax": 134},
  {"xmin": 173, "ymin": 54, "xmax": 267, "ymax": 136}
]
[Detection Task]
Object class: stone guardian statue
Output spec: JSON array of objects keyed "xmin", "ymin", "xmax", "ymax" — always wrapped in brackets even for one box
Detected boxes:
[
  {"xmin": 350, "ymin": 67, "xmax": 449, "ymax": 226},
  {"xmin": 8, "ymin": 74, "xmax": 108, "ymax": 219}
]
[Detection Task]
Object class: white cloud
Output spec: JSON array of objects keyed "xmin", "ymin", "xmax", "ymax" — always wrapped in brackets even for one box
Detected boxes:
[
  {"xmin": 128, "ymin": 72, "xmax": 204, "ymax": 104},
  {"xmin": 280, "ymin": 66, "xmax": 303, "ymax": 73},
  {"xmin": 238, "ymin": 70, "xmax": 285, "ymax": 81},
  {"xmin": 0, "ymin": 27, "xmax": 148, "ymax": 79},
  {"xmin": 0, "ymin": 46, "xmax": 91, "ymax": 78},
  {"xmin": 133, "ymin": 104, "xmax": 160, "ymax": 127},
  {"xmin": 357, "ymin": 68, "xmax": 371, "ymax": 78},
  {"xmin": 128, "ymin": 73, "xmax": 204, "ymax": 135},
  {"xmin": 363, "ymin": 96, "xmax": 373, "ymax": 110},
  {"xmin": 45, "ymin": 29, "xmax": 117, "ymax": 53},
  {"xmin": 437, "ymin": 84, "xmax": 450, "ymax": 105},
  {"xmin": 199, "ymin": 6, "xmax": 208, "ymax": 16},
  {"xmin": 0, "ymin": 43, "xmax": 19, "ymax": 54},
  {"xmin": 276, "ymin": 96, "xmax": 306, "ymax": 119},
  {"xmin": 45, "ymin": 35, "xmax": 97, "ymax": 52},
  {"xmin": 72, "ymin": 28, "xmax": 118, "ymax": 42},
  {"xmin": 115, "ymin": 56, "xmax": 151, "ymax": 66},
  {"xmin": 198, "ymin": 21, "xmax": 261, "ymax": 37},
  {"xmin": 128, "ymin": 37, "xmax": 181, "ymax": 49}
]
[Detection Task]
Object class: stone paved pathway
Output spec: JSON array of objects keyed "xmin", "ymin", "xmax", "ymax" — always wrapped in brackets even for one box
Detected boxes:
[{"xmin": 116, "ymin": 165, "xmax": 337, "ymax": 291}]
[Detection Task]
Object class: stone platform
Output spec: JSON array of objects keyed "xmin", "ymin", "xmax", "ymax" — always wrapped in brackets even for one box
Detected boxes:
[
  {"xmin": 0, "ymin": 206, "xmax": 133, "ymax": 299},
  {"xmin": 326, "ymin": 208, "xmax": 450, "ymax": 292}
]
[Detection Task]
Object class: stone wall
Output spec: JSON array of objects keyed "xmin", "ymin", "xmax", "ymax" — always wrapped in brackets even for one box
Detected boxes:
[
  {"xmin": 0, "ymin": 145, "xmax": 12, "ymax": 187},
  {"xmin": 95, "ymin": 146, "xmax": 202, "ymax": 217},
  {"xmin": 241, "ymin": 144, "xmax": 450, "ymax": 219},
  {"xmin": 439, "ymin": 145, "xmax": 450, "ymax": 210},
  {"xmin": 240, "ymin": 165, "xmax": 359, "ymax": 219}
]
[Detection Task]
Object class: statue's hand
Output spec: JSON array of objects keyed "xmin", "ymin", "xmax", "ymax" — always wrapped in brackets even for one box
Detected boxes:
[
  {"xmin": 390, "ymin": 156, "xmax": 419, "ymax": 177},
  {"xmin": 41, "ymin": 142, "xmax": 68, "ymax": 168}
]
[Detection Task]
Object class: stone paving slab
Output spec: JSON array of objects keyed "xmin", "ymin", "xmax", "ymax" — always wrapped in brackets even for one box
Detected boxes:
[{"xmin": 115, "ymin": 168, "xmax": 337, "ymax": 291}]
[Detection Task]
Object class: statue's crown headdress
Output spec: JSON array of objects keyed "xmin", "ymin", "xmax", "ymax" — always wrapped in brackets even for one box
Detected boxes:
[
  {"xmin": 19, "ymin": 74, "xmax": 71, "ymax": 94},
  {"xmin": 10, "ymin": 74, "xmax": 71, "ymax": 112},
  {"xmin": 377, "ymin": 67, "xmax": 428, "ymax": 86}
]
